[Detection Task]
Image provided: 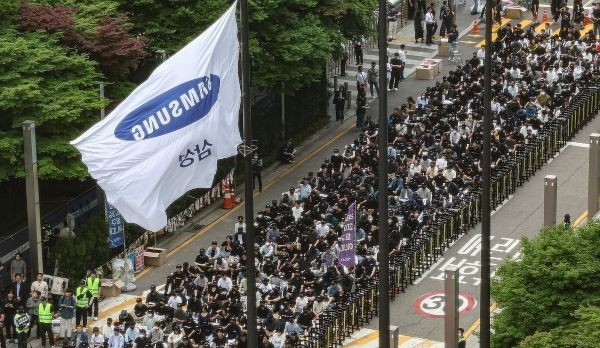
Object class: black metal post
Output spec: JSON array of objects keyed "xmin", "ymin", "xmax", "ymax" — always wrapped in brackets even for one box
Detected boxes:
[
  {"xmin": 378, "ymin": 0, "xmax": 390, "ymax": 346},
  {"xmin": 480, "ymin": 0, "xmax": 493, "ymax": 346},
  {"xmin": 239, "ymin": 0, "xmax": 257, "ymax": 346}
]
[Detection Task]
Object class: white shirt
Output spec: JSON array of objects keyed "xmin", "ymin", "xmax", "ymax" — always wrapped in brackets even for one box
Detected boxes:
[
  {"xmin": 477, "ymin": 48, "xmax": 485, "ymax": 60},
  {"xmin": 356, "ymin": 71, "xmax": 367, "ymax": 85},
  {"xmin": 425, "ymin": 12, "xmax": 435, "ymax": 24},
  {"xmin": 259, "ymin": 243, "xmax": 274, "ymax": 257},
  {"xmin": 217, "ymin": 276, "xmax": 233, "ymax": 291},
  {"xmin": 102, "ymin": 325, "xmax": 114, "ymax": 341},
  {"xmin": 443, "ymin": 168, "xmax": 457, "ymax": 181},
  {"xmin": 295, "ymin": 296, "xmax": 309, "ymax": 311},
  {"xmin": 91, "ymin": 333, "xmax": 105, "ymax": 347},
  {"xmin": 506, "ymin": 84, "xmax": 519, "ymax": 97},
  {"xmin": 31, "ymin": 280, "xmax": 49, "ymax": 298},
  {"xmin": 315, "ymin": 223, "xmax": 330, "ymax": 238},
  {"xmin": 167, "ymin": 295, "xmax": 182, "ymax": 310},
  {"xmin": 291, "ymin": 206, "xmax": 303, "ymax": 221},
  {"xmin": 397, "ymin": 49, "xmax": 406, "ymax": 63},
  {"xmin": 233, "ymin": 221, "xmax": 246, "ymax": 234},
  {"xmin": 435, "ymin": 157, "xmax": 447, "ymax": 171}
]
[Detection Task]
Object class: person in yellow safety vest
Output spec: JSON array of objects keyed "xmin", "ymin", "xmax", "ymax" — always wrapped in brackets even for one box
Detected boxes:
[
  {"xmin": 75, "ymin": 280, "xmax": 92, "ymax": 328},
  {"xmin": 38, "ymin": 296, "xmax": 55, "ymax": 348},
  {"xmin": 458, "ymin": 327, "xmax": 466, "ymax": 348},
  {"xmin": 87, "ymin": 271, "xmax": 100, "ymax": 320},
  {"xmin": 14, "ymin": 307, "xmax": 30, "ymax": 348}
]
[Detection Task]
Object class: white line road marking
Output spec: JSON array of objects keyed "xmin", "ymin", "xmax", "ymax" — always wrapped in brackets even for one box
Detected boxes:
[{"xmin": 566, "ymin": 141, "xmax": 590, "ymax": 148}]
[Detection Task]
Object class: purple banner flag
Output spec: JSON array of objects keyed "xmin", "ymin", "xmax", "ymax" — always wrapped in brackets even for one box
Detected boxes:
[{"xmin": 339, "ymin": 202, "xmax": 356, "ymax": 267}]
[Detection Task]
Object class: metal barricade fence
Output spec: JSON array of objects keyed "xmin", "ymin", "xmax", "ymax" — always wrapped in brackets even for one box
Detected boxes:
[{"xmin": 298, "ymin": 81, "xmax": 600, "ymax": 347}]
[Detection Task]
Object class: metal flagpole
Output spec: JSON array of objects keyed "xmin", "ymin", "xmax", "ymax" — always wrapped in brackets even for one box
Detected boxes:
[
  {"xmin": 238, "ymin": 0, "xmax": 258, "ymax": 347},
  {"xmin": 480, "ymin": 0, "xmax": 493, "ymax": 345},
  {"xmin": 377, "ymin": 0, "xmax": 390, "ymax": 347}
]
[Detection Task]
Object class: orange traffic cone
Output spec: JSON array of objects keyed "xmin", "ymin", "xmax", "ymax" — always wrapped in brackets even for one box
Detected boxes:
[
  {"xmin": 542, "ymin": 10, "xmax": 548, "ymax": 23},
  {"xmin": 472, "ymin": 19, "xmax": 479, "ymax": 33},
  {"xmin": 222, "ymin": 177, "xmax": 235, "ymax": 209}
]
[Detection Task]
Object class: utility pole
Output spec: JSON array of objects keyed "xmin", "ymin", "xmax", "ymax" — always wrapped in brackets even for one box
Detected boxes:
[
  {"xmin": 281, "ymin": 82, "xmax": 285, "ymax": 140},
  {"xmin": 377, "ymin": 0, "xmax": 390, "ymax": 347},
  {"xmin": 23, "ymin": 120, "xmax": 44, "ymax": 276}
]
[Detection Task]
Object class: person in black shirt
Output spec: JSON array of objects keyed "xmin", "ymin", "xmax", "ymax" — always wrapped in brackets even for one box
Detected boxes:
[
  {"xmin": 224, "ymin": 318, "xmax": 242, "ymax": 342},
  {"xmin": 133, "ymin": 298, "xmax": 148, "ymax": 320},
  {"xmin": 256, "ymin": 301, "xmax": 272, "ymax": 320},
  {"xmin": 164, "ymin": 265, "xmax": 186, "ymax": 296},
  {"xmin": 0, "ymin": 304, "xmax": 6, "ymax": 348},
  {"xmin": 132, "ymin": 329, "xmax": 152, "ymax": 348},
  {"xmin": 252, "ymin": 153, "xmax": 264, "ymax": 192},
  {"xmin": 211, "ymin": 328, "xmax": 228, "ymax": 347}
]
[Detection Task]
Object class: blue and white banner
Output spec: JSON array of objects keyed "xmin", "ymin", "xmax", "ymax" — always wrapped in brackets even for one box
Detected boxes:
[
  {"xmin": 71, "ymin": 3, "xmax": 241, "ymax": 231},
  {"xmin": 339, "ymin": 202, "xmax": 357, "ymax": 267},
  {"xmin": 106, "ymin": 202, "xmax": 125, "ymax": 249}
]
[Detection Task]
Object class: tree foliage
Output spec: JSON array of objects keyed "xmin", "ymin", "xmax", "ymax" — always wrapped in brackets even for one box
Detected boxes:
[
  {"xmin": 48, "ymin": 213, "xmax": 146, "ymax": 282},
  {"xmin": 118, "ymin": 0, "xmax": 230, "ymax": 54},
  {"xmin": 20, "ymin": 2, "xmax": 146, "ymax": 80},
  {"xmin": 0, "ymin": 29, "xmax": 104, "ymax": 181},
  {"xmin": 490, "ymin": 224, "xmax": 600, "ymax": 347},
  {"xmin": 519, "ymin": 306, "xmax": 600, "ymax": 348},
  {"xmin": 120, "ymin": 0, "xmax": 376, "ymax": 90}
]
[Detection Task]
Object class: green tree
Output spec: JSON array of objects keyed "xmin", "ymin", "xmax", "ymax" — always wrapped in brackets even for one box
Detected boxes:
[
  {"xmin": 118, "ymin": 0, "xmax": 230, "ymax": 54},
  {"xmin": 0, "ymin": 29, "xmax": 104, "ymax": 181},
  {"xmin": 20, "ymin": 2, "xmax": 146, "ymax": 81},
  {"xmin": 119, "ymin": 0, "xmax": 376, "ymax": 90},
  {"xmin": 519, "ymin": 306, "xmax": 600, "ymax": 348},
  {"xmin": 491, "ymin": 224, "xmax": 600, "ymax": 347},
  {"xmin": 49, "ymin": 214, "xmax": 110, "ymax": 281}
]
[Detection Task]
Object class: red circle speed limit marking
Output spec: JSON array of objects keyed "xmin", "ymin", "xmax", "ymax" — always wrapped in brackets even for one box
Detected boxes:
[{"xmin": 413, "ymin": 291, "xmax": 477, "ymax": 318}]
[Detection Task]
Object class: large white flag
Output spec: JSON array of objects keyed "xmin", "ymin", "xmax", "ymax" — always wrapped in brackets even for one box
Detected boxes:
[{"xmin": 71, "ymin": 2, "xmax": 241, "ymax": 231}]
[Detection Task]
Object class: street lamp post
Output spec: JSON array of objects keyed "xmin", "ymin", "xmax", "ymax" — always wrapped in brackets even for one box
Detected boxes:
[{"xmin": 156, "ymin": 49, "xmax": 167, "ymax": 63}]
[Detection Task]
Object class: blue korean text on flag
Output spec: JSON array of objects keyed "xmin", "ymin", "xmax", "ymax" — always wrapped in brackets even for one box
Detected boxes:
[
  {"xmin": 106, "ymin": 202, "xmax": 125, "ymax": 249},
  {"xmin": 71, "ymin": 2, "xmax": 241, "ymax": 231},
  {"xmin": 339, "ymin": 202, "xmax": 357, "ymax": 267}
]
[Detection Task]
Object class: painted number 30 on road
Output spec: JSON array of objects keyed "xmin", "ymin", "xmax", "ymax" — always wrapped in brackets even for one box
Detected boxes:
[{"xmin": 413, "ymin": 291, "xmax": 477, "ymax": 318}]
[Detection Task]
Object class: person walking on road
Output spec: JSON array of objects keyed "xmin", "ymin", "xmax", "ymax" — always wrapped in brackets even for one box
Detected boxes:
[
  {"xmin": 425, "ymin": 7, "xmax": 436, "ymax": 45},
  {"xmin": 356, "ymin": 86, "xmax": 367, "ymax": 130},
  {"xmin": 367, "ymin": 62, "xmax": 379, "ymax": 98},
  {"xmin": 59, "ymin": 289, "xmax": 76, "ymax": 342},
  {"xmin": 356, "ymin": 65, "xmax": 367, "ymax": 91},
  {"xmin": 87, "ymin": 270, "xmax": 100, "ymax": 320},
  {"xmin": 387, "ymin": 4, "xmax": 399, "ymax": 40},
  {"xmin": 0, "ymin": 304, "xmax": 6, "ymax": 348},
  {"xmin": 388, "ymin": 52, "xmax": 403, "ymax": 91},
  {"xmin": 458, "ymin": 328, "xmax": 466, "ymax": 348},
  {"xmin": 38, "ymin": 296, "xmax": 55, "ymax": 348},
  {"xmin": 439, "ymin": 4, "xmax": 454, "ymax": 38},
  {"xmin": 333, "ymin": 85, "xmax": 346, "ymax": 123},
  {"xmin": 75, "ymin": 280, "xmax": 92, "ymax": 327},
  {"xmin": 353, "ymin": 37, "xmax": 363, "ymax": 65},
  {"xmin": 397, "ymin": 44, "xmax": 406, "ymax": 79},
  {"xmin": 13, "ymin": 307, "xmax": 30, "ymax": 348},
  {"xmin": 252, "ymin": 152, "xmax": 263, "ymax": 192},
  {"xmin": 414, "ymin": 11, "xmax": 424, "ymax": 43},
  {"xmin": 10, "ymin": 254, "xmax": 26, "ymax": 283},
  {"xmin": 447, "ymin": 24, "xmax": 459, "ymax": 62}
]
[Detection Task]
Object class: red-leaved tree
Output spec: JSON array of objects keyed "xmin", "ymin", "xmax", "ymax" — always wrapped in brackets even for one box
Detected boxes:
[
  {"xmin": 19, "ymin": 3, "xmax": 146, "ymax": 80},
  {"xmin": 84, "ymin": 15, "xmax": 146, "ymax": 79}
]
